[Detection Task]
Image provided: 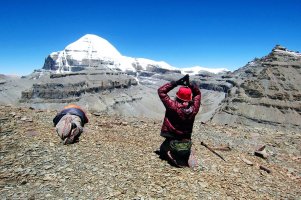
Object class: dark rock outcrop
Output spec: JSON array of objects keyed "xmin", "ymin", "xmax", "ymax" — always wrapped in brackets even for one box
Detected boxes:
[{"xmin": 42, "ymin": 56, "xmax": 56, "ymax": 71}]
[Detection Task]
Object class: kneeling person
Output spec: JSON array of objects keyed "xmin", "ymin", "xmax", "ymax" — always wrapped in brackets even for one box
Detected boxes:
[
  {"xmin": 53, "ymin": 104, "xmax": 89, "ymax": 144},
  {"xmin": 158, "ymin": 75, "xmax": 201, "ymax": 168}
]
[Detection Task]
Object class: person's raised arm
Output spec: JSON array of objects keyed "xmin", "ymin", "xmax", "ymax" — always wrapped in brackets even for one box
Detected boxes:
[
  {"xmin": 158, "ymin": 74, "xmax": 189, "ymax": 107},
  {"xmin": 189, "ymin": 81, "xmax": 201, "ymax": 113}
]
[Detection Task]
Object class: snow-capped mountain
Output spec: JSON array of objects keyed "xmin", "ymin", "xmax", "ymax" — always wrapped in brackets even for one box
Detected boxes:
[
  {"xmin": 43, "ymin": 34, "xmax": 178, "ymax": 74},
  {"xmin": 180, "ymin": 66, "xmax": 229, "ymax": 75},
  {"xmin": 42, "ymin": 34, "xmax": 228, "ymax": 75}
]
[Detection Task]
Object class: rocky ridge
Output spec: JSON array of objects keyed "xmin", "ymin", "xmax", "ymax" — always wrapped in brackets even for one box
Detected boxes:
[
  {"xmin": 21, "ymin": 70, "xmax": 138, "ymax": 103},
  {"xmin": 211, "ymin": 45, "xmax": 301, "ymax": 129}
]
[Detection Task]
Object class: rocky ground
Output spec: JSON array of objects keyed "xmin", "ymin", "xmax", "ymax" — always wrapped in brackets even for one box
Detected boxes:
[{"xmin": 0, "ymin": 105, "xmax": 300, "ymax": 199}]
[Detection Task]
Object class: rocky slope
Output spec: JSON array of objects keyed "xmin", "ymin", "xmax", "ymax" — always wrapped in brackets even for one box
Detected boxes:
[
  {"xmin": 0, "ymin": 105, "xmax": 300, "ymax": 199},
  {"xmin": 211, "ymin": 45, "xmax": 301, "ymax": 129}
]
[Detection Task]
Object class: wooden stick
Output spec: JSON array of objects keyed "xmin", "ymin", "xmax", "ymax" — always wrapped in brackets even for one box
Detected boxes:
[
  {"xmin": 201, "ymin": 142, "xmax": 226, "ymax": 162},
  {"xmin": 211, "ymin": 146, "xmax": 231, "ymax": 151}
]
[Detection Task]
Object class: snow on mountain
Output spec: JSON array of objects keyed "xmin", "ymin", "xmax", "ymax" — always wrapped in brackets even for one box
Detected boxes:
[
  {"xmin": 180, "ymin": 66, "xmax": 229, "ymax": 75},
  {"xmin": 43, "ymin": 34, "xmax": 229, "ymax": 74},
  {"xmin": 44, "ymin": 34, "xmax": 177, "ymax": 73},
  {"xmin": 64, "ymin": 34, "xmax": 122, "ymax": 60},
  {"xmin": 115, "ymin": 56, "xmax": 177, "ymax": 72},
  {"xmin": 134, "ymin": 58, "xmax": 176, "ymax": 71},
  {"xmin": 46, "ymin": 34, "xmax": 123, "ymax": 73}
]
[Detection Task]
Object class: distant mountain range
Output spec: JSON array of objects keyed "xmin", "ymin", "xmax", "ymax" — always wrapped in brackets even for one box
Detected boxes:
[
  {"xmin": 0, "ymin": 34, "xmax": 300, "ymax": 130},
  {"xmin": 42, "ymin": 34, "xmax": 229, "ymax": 75}
]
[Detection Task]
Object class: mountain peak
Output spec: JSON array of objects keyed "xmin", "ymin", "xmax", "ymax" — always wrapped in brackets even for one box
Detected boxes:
[
  {"xmin": 42, "ymin": 34, "xmax": 179, "ymax": 73},
  {"xmin": 271, "ymin": 45, "xmax": 301, "ymax": 57},
  {"xmin": 272, "ymin": 44, "xmax": 287, "ymax": 51},
  {"xmin": 65, "ymin": 34, "xmax": 122, "ymax": 59}
]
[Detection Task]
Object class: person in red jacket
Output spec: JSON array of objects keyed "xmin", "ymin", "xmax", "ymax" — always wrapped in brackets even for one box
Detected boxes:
[{"xmin": 158, "ymin": 74, "xmax": 201, "ymax": 168}]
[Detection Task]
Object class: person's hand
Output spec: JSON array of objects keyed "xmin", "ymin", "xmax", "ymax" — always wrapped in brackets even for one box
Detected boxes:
[{"xmin": 176, "ymin": 74, "xmax": 189, "ymax": 86}]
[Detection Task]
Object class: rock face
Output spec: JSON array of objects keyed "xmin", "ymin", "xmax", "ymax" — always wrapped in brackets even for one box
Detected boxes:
[
  {"xmin": 211, "ymin": 45, "xmax": 301, "ymax": 128},
  {"xmin": 21, "ymin": 70, "xmax": 138, "ymax": 103}
]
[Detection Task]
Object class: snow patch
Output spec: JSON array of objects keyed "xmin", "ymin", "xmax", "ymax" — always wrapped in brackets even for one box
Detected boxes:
[
  {"xmin": 65, "ymin": 34, "xmax": 122, "ymax": 60},
  {"xmin": 181, "ymin": 66, "xmax": 229, "ymax": 75},
  {"xmin": 274, "ymin": 49, "xmax": 301, "ymax": 57}
]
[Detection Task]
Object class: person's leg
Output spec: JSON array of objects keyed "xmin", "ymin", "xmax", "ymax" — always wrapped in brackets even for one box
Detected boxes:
[
  {"xmin": 171, "ymin": 150, "xmax": 190, "ymax": 168},
  {"xmin": 159, "ymin": 139, "xmax": 170, "ymax": 160},
  {"xmin": 68, "ymin": 115, "xmax": 83, "ymax": 143},
  {"xmin": 55, "ymin": 114, "xmax": 73, "ymax": 143},
  {"xmin": 169, "ymin": 140, "xmax": 192, "ymax": 168},
  {"xmin": 55, "ymin": 114, "xmax": 83, "ymax": 144},
  {"xmin": 188, "ymin": 148, "xmax": 198, "ymax": 170},
  {"xmin": 159, "ymin": 139, "xmax": 183, "ymax": 167}
]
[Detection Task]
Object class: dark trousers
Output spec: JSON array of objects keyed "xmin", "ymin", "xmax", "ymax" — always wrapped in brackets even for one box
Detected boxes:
[
  {"xmin": 159, "ymin": 138, "xmax": 191, "ymax": 167},
  {"xmin": 159, "ymin": 139, "xmax": 172, "ymax": 160}
]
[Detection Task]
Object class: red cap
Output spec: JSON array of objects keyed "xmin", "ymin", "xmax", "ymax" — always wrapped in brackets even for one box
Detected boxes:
[{"xmin": 176, "ymin": 86, "xmax": 192, "ymax": 101}]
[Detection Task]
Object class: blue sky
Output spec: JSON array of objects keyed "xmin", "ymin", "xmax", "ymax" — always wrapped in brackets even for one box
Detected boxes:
[{"xmin": 0, "ymin": 0, "xmax": 300, "ymax": 75}]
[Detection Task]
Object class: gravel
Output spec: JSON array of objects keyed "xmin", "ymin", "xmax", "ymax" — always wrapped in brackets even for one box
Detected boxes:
[{"xmin": 0, "ymin": 105, "xmax": 300, "ymax": 199}]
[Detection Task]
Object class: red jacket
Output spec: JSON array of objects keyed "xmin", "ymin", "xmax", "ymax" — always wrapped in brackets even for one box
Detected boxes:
[{"xmin": 158, "ymin": 82, "xmax": 201, "ymax": 140}]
